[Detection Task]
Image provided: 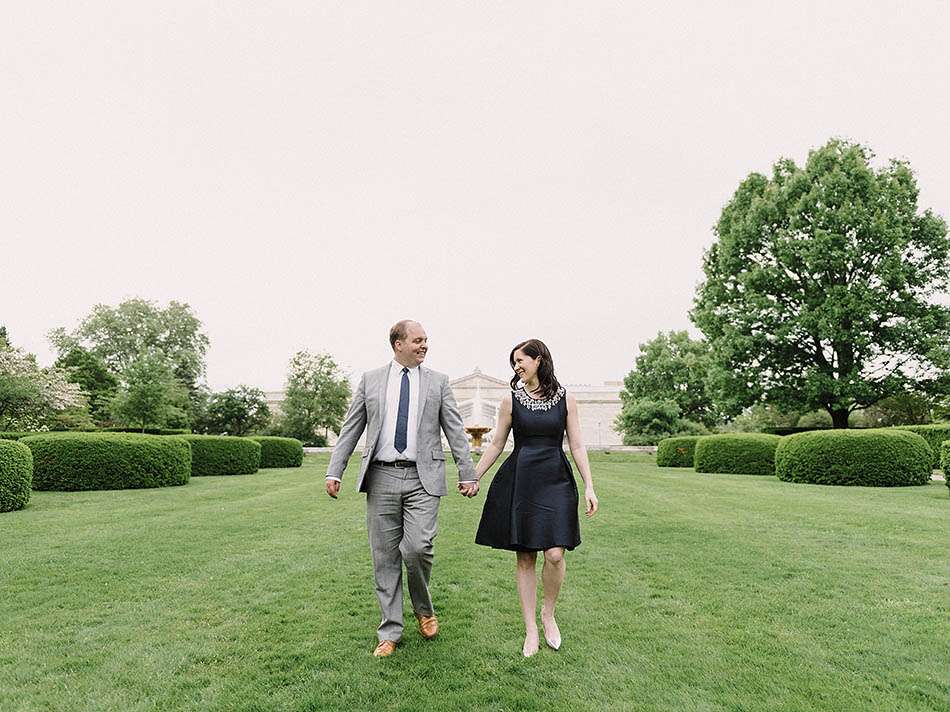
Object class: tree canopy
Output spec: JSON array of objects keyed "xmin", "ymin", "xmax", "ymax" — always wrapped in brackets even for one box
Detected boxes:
[
  {"xmin": 51, "ymin": 298, "xmax": 209, "ymax": 393},
  {"xmin": 197, "ymin": 386, "xmax": 271, "ymax": 436},
  {"xmin": 692, "ymin": 139, "xmax": 950, "ymax": 427}
]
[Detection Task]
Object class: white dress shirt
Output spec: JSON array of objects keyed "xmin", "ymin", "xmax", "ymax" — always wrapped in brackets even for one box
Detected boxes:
[{"xmin": 372, "ymin": 360, "xmax": 420, "ymax": 462}]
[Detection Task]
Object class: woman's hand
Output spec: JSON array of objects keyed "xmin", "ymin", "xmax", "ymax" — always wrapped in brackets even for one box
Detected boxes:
[{"xmin": 585, "ymin": 487, "xmax": 598, "ymax": 517}]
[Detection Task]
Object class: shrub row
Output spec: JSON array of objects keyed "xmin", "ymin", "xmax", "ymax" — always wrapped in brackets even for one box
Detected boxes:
[
  {"xmin": 102, "ymin": 427, "xmax": 192, "ymax": 435},
  {"xmin": 182, "ymin": 435, "xmax": 261, "ymax": 476},
  {"xmin": 0, "ymin": 432, "xmax": 35, "ymax": 441},
  {"xmin": 694, "ymin": 433, "xmax": 782, "ymax": 476},
  {"xmin": 776, "ymin": 430, "xmax": 931, "ymax": 487},
  {"xmin": 656, "ymin": 436, "xmax": 702, "ymax": 467},
  {"xmin": 0, "ymin": 440, "xmax": 33, "ymax": 511},
  {"xmin": 22, "ymin": 433, "xmax": 191, "ymax": 491},
  {"xmin": 250, "ymin": 437, "xmax": 304, "ymax": 468},
  {"xmin": 0, "ymin": 433, "xmax": 306, "ymax": 505}
]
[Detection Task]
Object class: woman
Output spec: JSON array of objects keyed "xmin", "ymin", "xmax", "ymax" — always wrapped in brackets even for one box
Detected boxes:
[{"xmin": 468, "ymin": 339, "xmax": 599, "ymax": 657}]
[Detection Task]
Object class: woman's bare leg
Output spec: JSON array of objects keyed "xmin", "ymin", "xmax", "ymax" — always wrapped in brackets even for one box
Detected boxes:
[
  {"xmin": 516, "ymin": 551, "xmax": 539, "ymax": 656},
  {"xmin": 541, "ymin": 547, "xmax": 565, "ymax": 648}
]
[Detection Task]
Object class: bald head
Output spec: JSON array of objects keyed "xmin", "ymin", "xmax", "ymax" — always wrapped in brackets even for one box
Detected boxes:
[
  {"xmin": 389, "ymin": 320, "xmax": 428, "ymax": 367},
  {"xmin": 389, "ymin": 320, "xmax": 421, "ymax": 348}
]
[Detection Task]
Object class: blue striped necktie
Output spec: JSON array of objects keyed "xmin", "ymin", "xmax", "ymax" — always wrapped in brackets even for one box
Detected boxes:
[{"xmin": 394, "ymin": 367, "xmax": 409, "ymax": 453}]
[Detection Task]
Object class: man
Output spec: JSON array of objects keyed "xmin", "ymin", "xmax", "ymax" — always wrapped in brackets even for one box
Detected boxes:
[{"xmin": 326, "ymin": 320, "xmax": 478, "ymax": 657}]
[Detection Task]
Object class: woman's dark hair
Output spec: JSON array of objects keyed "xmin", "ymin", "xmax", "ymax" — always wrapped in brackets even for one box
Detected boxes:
[{"xmin": 509, "ymin": 339, "xmax": 561, "ymax": 400}]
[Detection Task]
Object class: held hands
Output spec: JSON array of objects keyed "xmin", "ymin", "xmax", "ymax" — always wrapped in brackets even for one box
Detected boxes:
[
  {"xmin": 458, "ymin": 480, "xmax": 480, "ymax": 497},
  {"xmin": 585, "ymin": 486, "xmax": 599, "ymax": 517},
  {"xmin": 326, "ymin": 479, "xmax": 341, "ymax": 499}
]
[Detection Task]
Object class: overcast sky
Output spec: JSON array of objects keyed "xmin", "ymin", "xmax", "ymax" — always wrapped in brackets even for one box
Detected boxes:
[{"xmin": 3, "ymin": 1, "xmax": 949, "ymax": 391}]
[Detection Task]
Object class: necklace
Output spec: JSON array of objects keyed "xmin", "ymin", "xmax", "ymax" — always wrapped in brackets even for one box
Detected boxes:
[{"xmin": 514, "ymin": 386, "xmax": 565, "ymax": 412}]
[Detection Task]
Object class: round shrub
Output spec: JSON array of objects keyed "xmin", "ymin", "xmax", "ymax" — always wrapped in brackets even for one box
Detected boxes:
[
  {"xmin": 182, "ymin": 435, "xmax": 261, "ymax": 476},
  {"xmin": 0, "ymin": 440, "xmax": 33, "ymax": 512},
  {"xmin": 889, "ymin": 424, "xmax": 950, "ymax": 469},
  {"xmin": 776, "ymin": 429, "xmax": 931, "ymax": 486},
  {"xmin": 250, "ymin": 437, "xmax": 304, "ymax": 468},
  {"xmin": 656, "ymin": 436, "xmax": 703, "ymax": 468},
  {"xmin": 22, "ymin": 433, "xmax": 191, "ymax": 491},
  {"xmin": 693, "ymin": 433, "xmax": 781, "ymax": 476}
]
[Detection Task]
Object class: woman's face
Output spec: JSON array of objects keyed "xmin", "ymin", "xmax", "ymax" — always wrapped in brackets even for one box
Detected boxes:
[{"xmin": 512, "ymin": 349, "xmax": 541, "ymax": 384}]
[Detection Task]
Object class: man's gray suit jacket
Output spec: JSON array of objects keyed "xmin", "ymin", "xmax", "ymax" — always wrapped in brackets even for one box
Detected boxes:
[{"xmin": 326, "ymin": 364, "xmax": 476, "ymax": 496}]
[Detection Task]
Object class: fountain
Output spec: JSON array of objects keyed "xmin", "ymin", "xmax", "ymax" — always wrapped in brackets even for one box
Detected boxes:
[{"xmin": 464, "ymin": 372, "xmax": 493, "ymax": 452}]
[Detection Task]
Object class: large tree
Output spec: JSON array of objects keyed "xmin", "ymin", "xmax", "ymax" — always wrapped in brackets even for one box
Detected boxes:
[
  {"xmin": 50, "ymin": 298, "xmax": 209, "ymax": 394},
  {"xmin": 277, "ymin": 351, "xmax": 351, "ymax": 444},
  {"xmin": 619, "ymin": 330, "xmax": 718, "ymax": 426},
  {"xmin": 692, "ymin": 139, "xmax": 950, "ymax": 427},
  {"xmin": 197, "ymin": 386, "xmax": 271, "ymax": 436}
]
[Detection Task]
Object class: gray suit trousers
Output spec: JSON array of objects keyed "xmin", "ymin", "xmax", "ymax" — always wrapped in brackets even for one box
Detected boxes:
[{"xmin": 365, "ymin": 463, "xmax": 440, "ymax": 642}]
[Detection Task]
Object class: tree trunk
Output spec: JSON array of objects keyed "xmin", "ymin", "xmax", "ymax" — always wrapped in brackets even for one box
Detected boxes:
[{"xmin": 830, "ymin": 409, "xmax": 849, "ymax": 428}]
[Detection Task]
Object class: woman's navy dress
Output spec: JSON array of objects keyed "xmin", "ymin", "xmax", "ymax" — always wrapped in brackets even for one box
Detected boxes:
[{"xmin": 475, "ymin": 386, "xmax": 581, "ymax": 552}]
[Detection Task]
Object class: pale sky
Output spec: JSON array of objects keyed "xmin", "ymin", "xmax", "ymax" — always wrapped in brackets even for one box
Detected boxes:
[{"xmin": 3, "ymin": 2, "xmax": 949, "ymax": 391}]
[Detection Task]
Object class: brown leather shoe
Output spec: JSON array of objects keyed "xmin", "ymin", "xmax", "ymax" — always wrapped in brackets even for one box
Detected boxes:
[
  {"xmin": 416, "ymin": 613, "xmax": 439, "ymax": 640},
  {"xmin": 373, "ymin": 640, "xmax": 397, "ymax": 657}
]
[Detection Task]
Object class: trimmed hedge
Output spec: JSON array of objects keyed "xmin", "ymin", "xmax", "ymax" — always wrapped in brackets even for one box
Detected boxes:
[
  {"xmin": 0, "ymin": 440, "xmax": 33, "ymax": 512},
  {"xmin": 182, "ymin": 435, "xmax": 261, "ymax": 476},
  {"xmin": 940, "ymin": 442, "xmax": 950, "ymax": 493},
  {"xmin": 889, "ymin": 424, "xmax": 950, "ymax": 469},
  {"xmin": 656, "ymin": 436, "xmax": 703, "ymax": 468},
  {"xmin": 103, "ymin": 427, "xmax": 192, "ymax": 435},
  {"xmin": 22, "ymin": 433, "xmax": 191, "ymax": 491},
  {"xmin": 250, "ymin": 437, "xmax": 304, "ymax": 468},
  {"xmin": 776, "ymin": 429, "xmax": 932, "ymax": 487},
  {"xmin": 694, "ymin": 433, "xmax": 782, "ymax": 476},
  {"xmin": 0, "ymin": 432, "xmax": 35, "ymax": 441}
]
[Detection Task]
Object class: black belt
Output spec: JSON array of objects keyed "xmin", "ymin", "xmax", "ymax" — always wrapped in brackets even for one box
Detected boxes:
[{"xmin": 372, "ymin": 460, "xmax": 416, "ymax": 468}]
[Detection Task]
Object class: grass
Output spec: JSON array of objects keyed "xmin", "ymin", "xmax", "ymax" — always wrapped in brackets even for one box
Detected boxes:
[{"xmin": 0, "ymin": 453, "xmax": 947, "ymax": 711}]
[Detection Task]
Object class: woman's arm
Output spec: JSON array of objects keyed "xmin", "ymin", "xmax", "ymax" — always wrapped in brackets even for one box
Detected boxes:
[
  {"xmin": 472, "ymin": 393, "xmax": 513, "ymax": 482},
  {"xmin": 565, "ymin": 393, "xmax": 598, "ymax": 516}
]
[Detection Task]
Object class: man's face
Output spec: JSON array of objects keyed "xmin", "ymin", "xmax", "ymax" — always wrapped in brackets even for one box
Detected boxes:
[{"xmin": 394, "ymin": 323, "xmax": 428, "ymax": 366}]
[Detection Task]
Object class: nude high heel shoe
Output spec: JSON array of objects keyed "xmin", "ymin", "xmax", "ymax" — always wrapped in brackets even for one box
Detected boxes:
[{"xmin": 541, "ymin": 608, "xmax": 561, "ymax": 651}]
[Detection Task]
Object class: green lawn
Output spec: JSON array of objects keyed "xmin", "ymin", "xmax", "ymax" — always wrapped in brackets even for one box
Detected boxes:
[{"xmin": 1, "ymin": 453, "xmax": 947, "ymax": 711}]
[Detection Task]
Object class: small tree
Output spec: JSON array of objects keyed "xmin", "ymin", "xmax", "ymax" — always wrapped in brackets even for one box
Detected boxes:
[
  {"xmin": 722, "ymin": 404, "xmax": 801, "ymax": 433},
  {"xmin": 110, "ymin": 352, "xmax": 188, "ymax": 432},
  {"xmin": 614, "ymin": 398, "xmax": 708, "ymax": 446},
  {"xmin": 853, "ymin": 392, "xmax": 933, "ymax": 427},
  {"xmin": 620, "ymin": 331, "xmax": 719, "ymax": 426},
  {"xmin": 198, "ymin": 386, "xmax": 271, "ymax": 436},
  {"xmin": 277, "ymin": 351, "xmax": 351, "ymax": 444},
  {"xmin": 693, "ymin": 139, "xmax": 950, "ymax": 427}
]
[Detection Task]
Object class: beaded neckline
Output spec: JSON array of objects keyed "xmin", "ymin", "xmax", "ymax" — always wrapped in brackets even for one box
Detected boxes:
[{"xmin": 513, "ymin": 386, "xmax": 565, "ymax": 412}]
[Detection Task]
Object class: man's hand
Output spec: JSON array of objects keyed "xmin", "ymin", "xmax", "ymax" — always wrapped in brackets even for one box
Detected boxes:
[
  {"xmin": 326, "ymin": 479, "xmax": 341, "ymax": 499},
  {"xmin": 458, "ymin": 481, "xmax": 479, "ymax": 497}
]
